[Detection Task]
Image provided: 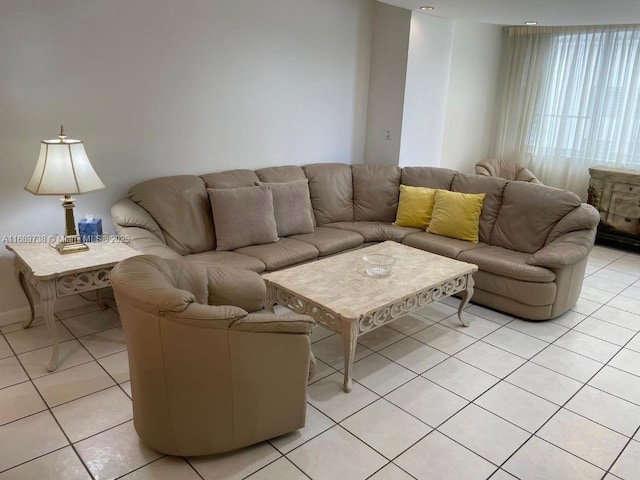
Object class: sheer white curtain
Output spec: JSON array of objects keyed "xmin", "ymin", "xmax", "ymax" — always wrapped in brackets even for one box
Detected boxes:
[{"xmin": 494, "ymin": 25, "xmax": 640, "ymax": 198}]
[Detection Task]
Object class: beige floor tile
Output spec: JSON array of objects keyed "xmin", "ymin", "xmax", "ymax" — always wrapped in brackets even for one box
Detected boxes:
[
  {"xmin": 531, "ymin": 345, "xmax": 603, "ymax": 383},
  {"xmin": 18, "ymin": 339, "xmax": 93, "ymax": 379},
  {"xmin": 411, "ymin": 324, "xmax": 476, "ymax": 355},
  {"xmin": 386, "ymin": 313, "xmax": 434, "ymax": 336},
  {"xmin": 379, "ymin": 337, "xmax": 448, "ymax": 374},
  {"xmin": 583, "ymin": 275, "xmax": 628, "ymax": 294},
  {"xmin": 386, "ymin": 377, "xmax": 468, "ymax": 428},
  {"xmin": 52, "ymin": 386, "xmax": 132, "ymax": 442},
  {"xmin": 55, "ymin": 302, "xmax": 104, "ymax": 321},
  {"xmin": 311, "ymin": 334, "xmax": 374, "ymax": 369},
  {"xmin": 589, "ymin": 366, "xmax": 640, "ymax": 405},
  {"xmin": 579, "ymin": 285, "xmax": 617, "ymax": 304},
  {"xmin": 590, "ymin": 268, "xmax": 638, "ymax": 287},
  {"xmin": 414, "ymin": 302, "xmax": 458, "ymax": 322},
  {"xmin": 396, "ymin": 431, "xmax": 495, "ymax": 480},
  {"xmin": 0, "ymin": 381, "xmax": 46, "ymax": 426},
  {"xmin": 245, "ymin": 458, "xmax": 306, "ymax": 480},
  {"xmin": 33, "ymin": 361, "xmax": 115, "ymax": 407},
  {"xmin": 440, "ymin": 403, "xmax": 529, "ymax": 465},
  {"xmin": 422, "ymin": 357, "xmax": 499, "ymax": 401},
  {"xmin": 590, "ymin": 305, "xmax": 640, "ymax": 331},
  {"xmin": 627, "ymin": 333, "xmax": 640, "ymax": 353},
  {"xmin": 271, "ymin": 405, "xmax": 335, "ymax": 454},
  {"xmin": 307, "ymin": 372, "xmax": 378, "ymax": 422},
  {"xmin": 351, "ymin": 353, "xmax": 416, "ymax": 395},
  {"xmin": 61, "ymin": 309, "xmax": 121, "ymax": 337},
  {"xmin": 506, "ymin": 363, "xmax": 583, "ymax": 405},
  {"xmin": 608, "ymin": 296, "xmax": 640, "ymax": 316},
  {"xmin": 620, "ymin": 284, "xmax": 640, "ymax": 299},
  {"xmin": 341, "ymin": 399, "xmax": 431, "ymax": 459},
  {"xmin": 358, "ymin": 326, "xmax": 405, "ymax": 351},
  {"xmin": 189, "ymin": 442, "xmax": 280, "ymax": 480},
  {"xmin": 566, "ymin": 385, "xmax": 640, "ymax": 437},
  {"xmin": 454, "ymin": 341, "xmax": 526, "ymax": 378},
  {"xmin": 465, "ymin": 304, "xmax": 514, "ymax": 325},
  {"xmin": 120, "ymin": 457, "xmax": 201, "ymax": 480},
  {"xmin": 367, "ymin": 463, "xmax": 414, "ymax": 480},
  {"xmin": 550, "ymin": 310, "xmax": 586, "ymax": 329},
  {"xmin": 308, "ymin": 358, "xmax": 335, "ymax": 384},
  {"xmin": 609, "ymin": 348, "xmax": 640, "ymax": 377},
  {"xmin": 0, "ymin": 356, "xmax": 28, "ymax": 389},
  {"xmin": 571, "ymin": 297, "xmax": 602, "ymax": 316},
  {"xmin": 554, "ymin": 330, "xmax": 620, "ymax": 363},
  {"xmin": 0, "ymin": 411, "xmax": 68, "ymax": 472},
  {"xmin": 78, "ymin": 327, "xmax": 127, "ymax": 358},
  {"xmin": 506, "ymin": 319, "xmax": 569, "ymax": 342},
  {"xmin": 75, "ymin": 420, "xmax": 162, "ymax": 480},
  {"xmin": 98, "ymin": 350, "xmax": 130, "ymax": 383},
  {"xmin": 611, "ymin": 440, "xmax": 640, "ymax": 480},
  {"xmin": 288, "ymin": 426, "xmax": 387, "ymax": 480},
  {"xmin": 0, "ymin": 337, "xmax": 12, "ymax": 359},
  {"xmin": 120, "ymin": 381, "xmax": 132, "ymax": 398},
  {"xmin": 504, "ymin": 436, "xmax": 604, "ymax": 480},
  {"xmin": 538, "ymin": 409, "xmax": 627, "ymax": 470},
  {"xmin": 490, "ymin": 470, "xmax": 519, "ymax": 480},
  {"xmin": 4, "ymin": 322, "xmax": 73, "ymax": 354},
  {"xmin": 0, "ymin": 446, "xmax": 90, "ymax": 480},
  {"xmin": 483, "ymin": 328, "xmax": 548, "ymax": 359},
  {"xmin": 590, "ymin": 246, "xmax": 626, "ymax": 262},
  {"xmin": 475, "ymin": 382, "xmax": 557, "ymax": 433},
  {"xmin": 310, "ymin": 325, "xmax": 334, "ymax": 344},
  {"xmin": 440, "ymin": 313, "xmax": 502, "ymax": 339}
]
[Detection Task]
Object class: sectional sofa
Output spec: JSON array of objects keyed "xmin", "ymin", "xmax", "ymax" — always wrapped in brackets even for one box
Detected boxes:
[{"xmin": 111, "ymin": 163, "xmax": 600, "ymax": 321}]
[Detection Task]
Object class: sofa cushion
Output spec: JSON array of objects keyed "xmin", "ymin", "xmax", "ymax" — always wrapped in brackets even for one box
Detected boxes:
[
  {"xmin": 402, "ymin": 232, "xmax": 486, "ymax": 258},
  {"xmin": 401, "ymin": 167, "xmax": 457, "ymax": 189},
  {"xmin": 325, "ymin": 222, "xmax": 421, "ymax": 242},
  {"xmin": 394, "ymin": 185, "xmax": 436, "ymax": 229},
  {"xmin": 235, "ymin": 238, "xmax": 319, "ymax": 271},
  {"xmin": 451, "ymin": 173, "xmax": 507, "ymax": 244},
  {"xmin": 208, "ymin": 186, "xmax": 279, "ymax": 251},
  {"xmin": 427, "ymin": 190, "xmax": 486, "ymax": 243},
  {"xmin": 473, "ymin": 270, "xmax": 557, "ymax": 307},
  {"xmin": 289, "ymin": 227, "xmax": 364, "ymax": 256},
  {"xmin": 255, "ymin": 166, "xmax": 306, "ymax": 183},
  {"xmin": 129, "ymin": 175, "xmax": 215, "ymax": 255},
  {"xmin": 490, "ymin": 182, "xmax": 581, "ymax": 254},
  {"xmin": 352, "ymin": 164, "xmax": 401, "ymax": 222},
  {"xmin": 458, "ymin": 246, "xmax": 556, "ymax": 282},
  {"xmin": 201, "ymin": 169, "xmax": 260, "ymax": 189},
  {"xmin": 257, "ymin": 180, "xmax": 314, "ymax": 237},
  {"xmin": 182, "ymin": 251, "xmax": 266, "ymax": 273},
  {"xmin": 303, "ymin": 163, "xmax": 354, "ymax": 225}
]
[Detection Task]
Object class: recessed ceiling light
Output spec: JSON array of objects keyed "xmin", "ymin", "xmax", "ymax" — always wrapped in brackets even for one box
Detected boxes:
[
  {"xmin": 419, "ymin": 6, "xmax": 434, "ymax": 11},
  {"xmin": 524, "ymin": 21, "xmax": 538, "ymax": 25}
]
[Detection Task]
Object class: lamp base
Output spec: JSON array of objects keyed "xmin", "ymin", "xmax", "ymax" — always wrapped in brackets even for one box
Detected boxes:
[{"xmin": 55, "ymin": 235, "xmax": 89, "ymax": 255}]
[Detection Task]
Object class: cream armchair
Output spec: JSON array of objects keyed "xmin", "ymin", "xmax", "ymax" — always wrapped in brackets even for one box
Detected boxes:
[
  {"xmin": 475, "ymin": 158, "xmax": 542, "ymax": 184},
  {"xmin": 110, "ymin": 255, "xmax": 315, "ymax": 457}
]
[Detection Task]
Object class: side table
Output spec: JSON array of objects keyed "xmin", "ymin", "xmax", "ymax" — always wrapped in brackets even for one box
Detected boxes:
[{"xmin": 5, "ymin": 241, "xmax": 140, "ymax": 371}]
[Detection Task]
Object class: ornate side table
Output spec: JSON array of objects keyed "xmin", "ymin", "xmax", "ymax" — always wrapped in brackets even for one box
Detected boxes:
[{"xmin": 5, "ymin": 241, "xmax": 139, "ymax": 371}]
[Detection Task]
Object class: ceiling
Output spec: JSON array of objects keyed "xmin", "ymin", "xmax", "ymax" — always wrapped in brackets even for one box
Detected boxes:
[{"xmin": 381, "ymin": 0, "xmax": 640, "ymax": 26}]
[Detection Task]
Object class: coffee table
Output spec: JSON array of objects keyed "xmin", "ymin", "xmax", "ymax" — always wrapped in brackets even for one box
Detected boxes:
[{"xmin": 263, "ymin": 241, "xmax": 478, "ymax": 392}]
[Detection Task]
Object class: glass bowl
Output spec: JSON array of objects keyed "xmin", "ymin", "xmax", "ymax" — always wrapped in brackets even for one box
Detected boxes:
[{"xmin": 363, "ymin": 254, "xmax": 396, "ymax": 278}]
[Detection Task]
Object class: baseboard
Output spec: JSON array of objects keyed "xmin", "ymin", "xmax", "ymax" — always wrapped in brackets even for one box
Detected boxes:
[{"xmin": 0, "ymin": 295, "xmax": 95, "ymax": 328}]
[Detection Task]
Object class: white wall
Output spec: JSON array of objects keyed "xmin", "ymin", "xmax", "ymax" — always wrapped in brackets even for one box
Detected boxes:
[
  {"xmin": 0, "ymin": 0, "xmax": 374, "ymax": 322},
  {"xmin": 441, "ymin": 21, "xmax": 504, "ymax": 173},
  {"xmin": 363, "ymin": 2, "xmax": 411, "ymax": 165},
  {"xmin": 399, "ymin": 14, "xmax": 454, "ymax": 167}
]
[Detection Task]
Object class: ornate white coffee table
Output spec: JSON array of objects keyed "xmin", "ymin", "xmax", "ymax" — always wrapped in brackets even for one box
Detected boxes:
[
  {"xmin": 263, "ymin": 241, "xmax": 478, "ymax": 392},
  {"xmin": 6, "ymin": 241, "xmax": 139, "ymax": 371}
]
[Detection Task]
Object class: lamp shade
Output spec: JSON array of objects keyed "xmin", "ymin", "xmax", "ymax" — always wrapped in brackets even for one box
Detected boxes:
[{"xmin": 25, "ymin": 136, "xmax": 105, "ymax": 195}]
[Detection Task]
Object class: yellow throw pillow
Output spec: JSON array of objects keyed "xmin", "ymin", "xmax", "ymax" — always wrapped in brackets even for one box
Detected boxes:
[
  {"xmin": 427, "ymin": 190, "xmax": 486, "ymax": 243},
  {"xmin": 394, "ymin": 185, "xmax": 436, "ymax": 229}
]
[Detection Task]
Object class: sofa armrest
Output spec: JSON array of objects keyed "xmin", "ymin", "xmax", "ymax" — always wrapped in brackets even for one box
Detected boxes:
[
  {"xmin": 116, "ymin": 226, "xmax": 182, "ymax": 259},
  {"xmin": 527, "ymin": 229, "xmax": 596, "ymax": 268},
  {"xmin": 230, "ymin": 312, "xmax": 315, "ymax": 334},
  {"xmin": 205, "ymin": 267, "xmax": 266, "ymax": 312},
  {"xmin": 166, "ymin": 303, "xmax": 248, "ymax": 329},
  {"xmin": 112, "ymin": 198, "xmax": 166, "ymax": 241}
]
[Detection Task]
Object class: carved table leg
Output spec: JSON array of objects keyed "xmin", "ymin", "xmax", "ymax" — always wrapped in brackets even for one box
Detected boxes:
[
  {"xmin": 38, "ymin": 280, "xmax": 60, "ymax": 372},
  {"xmin": 17, "ymin": 271, "xmax": 36, "ymax": 329},
  {"xmin": 96, "ymin": 288, "xmax": 107, "ymax": 310},
  {"xmin": 457, "ymin": 273, "xmax": 475, "ymax": 327},
  {"xmin": 264, "ymin": 284, "xmax": 276, "ymax": 313},
  {"xmin": 342, "ymin": 320, "xmax": 359, "ymax": 393}
]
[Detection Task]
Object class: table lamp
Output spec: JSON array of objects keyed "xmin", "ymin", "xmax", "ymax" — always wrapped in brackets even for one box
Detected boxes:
[{"xmin": 24, "ymin": 125, "xmax": 105, "ymax": 254}]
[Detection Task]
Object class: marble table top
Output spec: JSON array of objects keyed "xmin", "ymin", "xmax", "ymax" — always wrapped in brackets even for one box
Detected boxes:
[{"xmin": 263, "ymin": 241, "xmax": 477, "ymax": 320}]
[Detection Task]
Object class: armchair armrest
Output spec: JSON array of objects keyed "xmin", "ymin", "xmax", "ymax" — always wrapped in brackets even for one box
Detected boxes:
[
  {"xmin": 230, "ymin": 312, "xmax": 315, "ymax": 334},
  {"xmin": 166, "ymin": 303, "xmax": 248, "ymax": 329},
  {"xmin": 527, "ymin": 229, "xmax": 596, "ymax": 268},
  {"xmin": 205, "ymin": 267, "xmax": 266, "ymax": 312}
]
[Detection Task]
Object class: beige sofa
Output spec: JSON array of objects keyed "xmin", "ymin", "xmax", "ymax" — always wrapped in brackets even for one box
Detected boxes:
[
  {"xmin": 111, "ymin": 255, "xmax": 314, "ymax": 456},
  {"xmin": 112, "ymin": 163, "xmax": 600, "ymax": 321}
]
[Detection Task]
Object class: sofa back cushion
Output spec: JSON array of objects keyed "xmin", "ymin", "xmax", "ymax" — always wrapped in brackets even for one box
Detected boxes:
[
  {"xmin": 303, "ymin": 163, "xmax": 354, "ymax": 225},
  {"xmin": 490, "ymin": 182, "xmax": 581, "ymax": 253},
  {"xmin": 129, "ymin": 175, "xmax": 215, "ymax": 255},
  {"xmin": 201, "ymin": 169, "xmax": 260, "ymax": 189},
  {"xmin": 452, "ymin": 173, "xmax": 507, "ymax": 244},
  {"xmin": 255, "ymin": 166, "xmax": 306, "ymax": 183},
  {"xmin": 352, "ymin": 164, "xmax": 401, "ymax": 222},
  {"xmin": 401, "ymin": 167, "xmax": 457, "ymax": 190}
]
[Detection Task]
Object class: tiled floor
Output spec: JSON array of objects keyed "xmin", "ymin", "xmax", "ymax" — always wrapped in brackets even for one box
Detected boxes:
[{"xmin": 1, "ymin": 244, "xmax": 640, "ymax": 479}]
